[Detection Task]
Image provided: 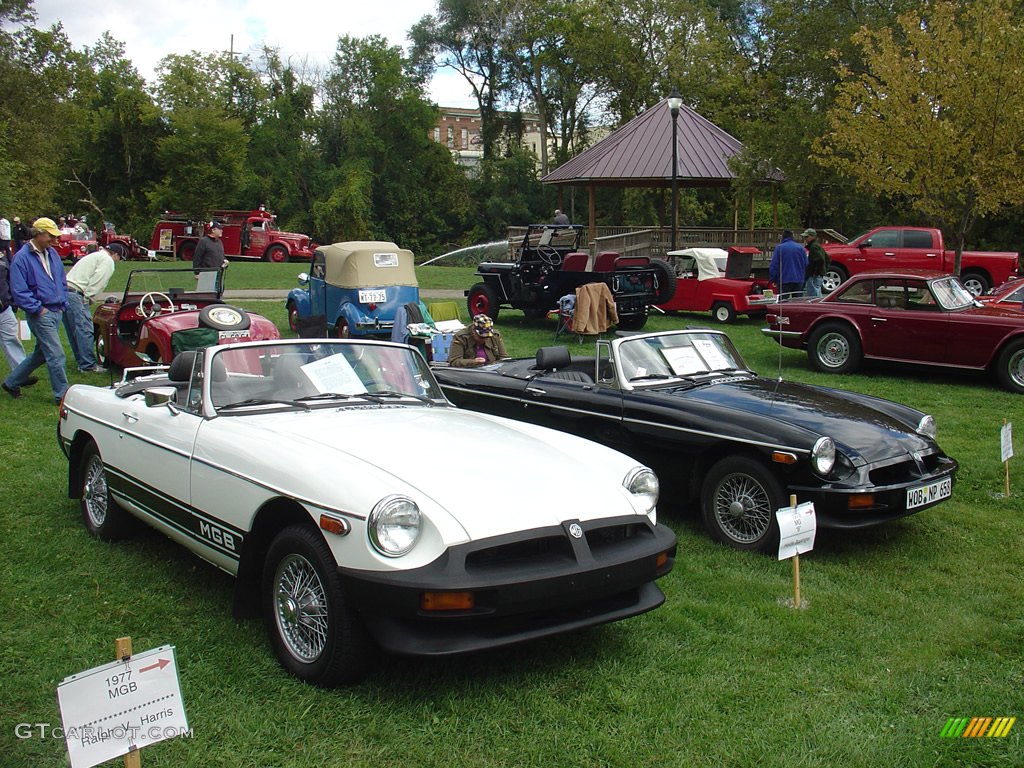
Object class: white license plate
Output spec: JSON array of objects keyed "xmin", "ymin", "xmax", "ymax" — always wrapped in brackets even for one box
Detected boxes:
[
  {"xmin": 218, "ymin": 330, "xmax": 250, "ymax": 340},
  {"xmin": 906, "ymin": 477, "xmax": 952, "ymax": 509},
  {"xmin": 358, "ymin": 289, "xmax": 387, "ymax": 303}
]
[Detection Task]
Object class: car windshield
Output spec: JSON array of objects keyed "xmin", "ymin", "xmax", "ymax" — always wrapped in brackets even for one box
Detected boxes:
[
  {"xmin": 931, "ymin": 277, "xmax": 975, "ymax": 310},
  {"xmin": 616, "ymin": 331, "xmax": 747, "ymax": 382},
  {"xmin": 124, "ymin": 268, "xmax": 223, "ymax": 299},
  {"xmin": 208, "ymin": 341, "xmax": 445, "ymax": 411}
]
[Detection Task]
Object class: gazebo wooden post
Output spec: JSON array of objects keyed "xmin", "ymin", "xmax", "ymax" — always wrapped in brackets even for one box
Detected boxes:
[{"xmin": 588, "ymin": 184, "xmax": 597, "ymax": 250}]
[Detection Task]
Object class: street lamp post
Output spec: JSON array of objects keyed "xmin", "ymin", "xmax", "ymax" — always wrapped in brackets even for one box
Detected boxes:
[{"xmin": 667, "ymin": 88, "xmax": 683, "ymax": 252}]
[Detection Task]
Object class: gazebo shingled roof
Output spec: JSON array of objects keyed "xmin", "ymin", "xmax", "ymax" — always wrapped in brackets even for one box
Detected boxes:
[{"xmin": 544, "ymin": 97, "xmax": 782, "ymax": 188}]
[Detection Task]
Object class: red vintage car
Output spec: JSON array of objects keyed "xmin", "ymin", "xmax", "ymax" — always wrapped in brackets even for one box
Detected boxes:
[
  {"xmin": 92, "ymin": 267, "xmax": 280, "ymax": 368},
  {"xmin": 979, "ymin": 278, "xmax": 1024, "ymax": 311},
  {"xmin": 761, "ymin": 269, "xmax": 1024, "ymax": 393},
  {"xmin": 656, "ymin": 247, "xmax": 771, "ymax": 322}
]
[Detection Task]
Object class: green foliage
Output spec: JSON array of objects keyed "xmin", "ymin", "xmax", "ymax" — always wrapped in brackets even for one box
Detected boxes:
[{"xmin": 817, "ymin": 0, "xmax": 1024, "ymax": 265}]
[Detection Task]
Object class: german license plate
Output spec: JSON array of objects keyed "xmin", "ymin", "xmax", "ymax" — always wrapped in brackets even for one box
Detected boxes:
[
  {"xmin": 906, "ymin": 477, "xmax": 952, "ymax": 509},
  {"xmin": 218, "ymin": 330, "xmax": 250, "ymax": 340},
  {"xmin": 358, "ymin": 289, "xmax": 387, "ymax": 303}
]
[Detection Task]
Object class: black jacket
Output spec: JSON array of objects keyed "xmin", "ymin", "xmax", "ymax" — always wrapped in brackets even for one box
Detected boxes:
[{"xmin": 192, "ymin": 235, "xmax": 226, "ymax": 271}]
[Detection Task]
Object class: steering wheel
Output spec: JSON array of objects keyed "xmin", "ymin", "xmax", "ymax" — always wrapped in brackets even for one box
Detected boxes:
[
  {"xmin": 136, "ymin": 291, "xmax": 177, "ymax": 319},
  {"xmin": 537, "ymin": 245, "xmax": 563, "ymax": 267}
]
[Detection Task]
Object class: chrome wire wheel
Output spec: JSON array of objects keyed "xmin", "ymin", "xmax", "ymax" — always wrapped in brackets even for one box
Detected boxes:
[
  {"xmin": 711, "ymin": 472, "xmax": 772, "ymax": 545},
  {"xmin": 82, "ymin": 453, "xmax": 109, "ymax": 529},
  {"xmin": 274, "ymin": 553, "xmax": 329, "ymax": 664},
  {"xmin": 1008, "ymin": 348, "xmax": 1024, "ymax": 389},
  {"xmin": 816, "ymin": 332, "xmax": 851, "ymax": 369}
]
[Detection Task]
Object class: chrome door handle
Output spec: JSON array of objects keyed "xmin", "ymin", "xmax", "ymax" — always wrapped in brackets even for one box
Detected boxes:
[{"xmin": 121, "ymin": 411, "xmax": 138, "ymax": 423}]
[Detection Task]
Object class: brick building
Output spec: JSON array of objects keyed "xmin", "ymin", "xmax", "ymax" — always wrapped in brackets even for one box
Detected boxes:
[{"xmin": 432, "ymin": 106, "xmax": 547, "ymax": 173}]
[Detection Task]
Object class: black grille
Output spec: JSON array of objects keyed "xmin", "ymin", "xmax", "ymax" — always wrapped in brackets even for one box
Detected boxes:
[{"xmin": 465, "ymin": 535, "xmax": 575, "ymax": 571}]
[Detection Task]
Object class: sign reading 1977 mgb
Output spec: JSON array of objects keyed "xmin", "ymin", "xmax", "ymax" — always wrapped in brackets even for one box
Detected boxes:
[{"xmin": 57, "ymin": 645, "xmax": 189, "ymax": 768}]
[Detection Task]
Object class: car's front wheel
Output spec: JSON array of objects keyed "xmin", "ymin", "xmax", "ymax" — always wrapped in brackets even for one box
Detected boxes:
[
  {"xmin": 808, "ymin": 322, "xmax": 862, "ymax": 374},
  {"xmin": 263, "ymin": 526, "xmax": 373, "ymax": 686},
  {"xmin": 286, "ymin": 301, "xmax": 299, "ymax": 334},
  {"xmin": 712, "ymin": 301, "xmax": 736, "ymax": 323},
  {"xmin": 995, "ymin": 339, "xmax": 1024, "ymax": 394},
  {"xmin": 79, "ymin": 441, "xmax": 131, "ymax": 541},
  {"xmin": 701, "ymin": 456, "xmax": 783, "ymax": 553}
]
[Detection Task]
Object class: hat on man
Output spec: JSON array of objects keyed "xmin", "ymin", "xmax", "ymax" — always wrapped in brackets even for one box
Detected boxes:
[
  {"xmin": 32, "ymin": 217, "xmax": 61, "ymax": 237},
  {"xmin": 12, "ymin": 216, "xmax": 19, "ymax": 223},
  {"xmin": 472, "ymin": 314, "xmax": 494, "ymax": 336},
  {"xmin": 210, "ymin": 220, "xmax": 224, "ymax": 231},
  {"xmin": 800, "ymin": 228, "xmax": 817, "ymax": 239}
]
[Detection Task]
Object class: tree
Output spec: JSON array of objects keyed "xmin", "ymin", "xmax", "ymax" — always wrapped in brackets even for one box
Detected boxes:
[{"xmin": 817, "ymin": 0, "xmax": 1024, "ymax": 271}]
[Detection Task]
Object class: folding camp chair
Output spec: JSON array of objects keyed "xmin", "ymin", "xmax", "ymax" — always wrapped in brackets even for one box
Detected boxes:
[{"xmin": 554, "ymin": 293, "xmax": 577, "ymax": 341}]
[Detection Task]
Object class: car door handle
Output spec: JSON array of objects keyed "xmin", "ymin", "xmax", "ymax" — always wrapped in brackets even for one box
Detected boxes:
[
  {"xmin": 525, "ymin": 387, "xmax": 547, "ymax": 397},
  {"xmin": 884, "ymin": 252, "xmax": 896, "ymax": 257},
  {"xmin": 926, "ymin": 253, "xmax": 938, "ymax": 258},
  {"xmin": 121, "ymin": 411, "xmax": 139, "ymax": 423},
  {"xmin": 870, "ymin": 317, "xmax": 887, "ymax": 322}
]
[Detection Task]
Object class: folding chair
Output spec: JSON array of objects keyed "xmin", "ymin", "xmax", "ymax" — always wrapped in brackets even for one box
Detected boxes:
[
  {"xmin": 427, "ymin": 301, "xmax": 461, "ymax": 323},
  {"xmin": 554, "ymin": 293, "xmax": 576, "ymax": 340}
]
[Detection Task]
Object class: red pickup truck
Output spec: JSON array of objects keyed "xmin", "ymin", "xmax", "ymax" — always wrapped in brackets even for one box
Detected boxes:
[{"xmin": 822, "ymin": 226, "xmax": 1020, "ymax": 296}]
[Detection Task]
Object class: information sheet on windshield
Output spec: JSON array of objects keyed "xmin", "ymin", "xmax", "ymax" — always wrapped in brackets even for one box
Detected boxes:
[{"xmin": 300, "ymin": 355, "xmax": 367, "ymax": 394}]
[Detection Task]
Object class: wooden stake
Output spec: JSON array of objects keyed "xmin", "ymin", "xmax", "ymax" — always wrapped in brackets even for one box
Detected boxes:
[
  {"xmin": 789, "ymin": 494, "xmax": 801, "ymax": 608},
  {"xmin": 115, "ymin": 637, "xmax": 142, "ymax": 768}
]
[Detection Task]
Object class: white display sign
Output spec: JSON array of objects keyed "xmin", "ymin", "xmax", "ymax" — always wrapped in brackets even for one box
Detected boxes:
[
  {"xmin": 57, "ymin": 645, "xmax": 188, "ymax": 768},
  {"xmin": 1001, "ymin": 422, "xmax": 1014, "ymax": 464},
  {"xmin": 776, "ymin": 501, "xmax": 816, "ymax": 561}
]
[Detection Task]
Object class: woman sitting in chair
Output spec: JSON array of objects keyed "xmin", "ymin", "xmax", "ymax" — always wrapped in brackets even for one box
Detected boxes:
[{"xmin": 447, "ymin": 314, "xmax": 508, "ymax": 367}]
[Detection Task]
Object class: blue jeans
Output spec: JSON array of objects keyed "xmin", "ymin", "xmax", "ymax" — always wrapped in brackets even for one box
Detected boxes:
[
  {"xmin": 803, "ymin": 276, "xmax": 823, "ymax": 298},
  {"xmin": 0, "ymin": 306, "xmax": 26, "ymax": 371},
  {"xmin": 5, "ymin": 309, "xmax": 68, "ymax": 402},
  {"xmin": 63, "ymin": 290, "xmax": 96, "ymax": 369}
]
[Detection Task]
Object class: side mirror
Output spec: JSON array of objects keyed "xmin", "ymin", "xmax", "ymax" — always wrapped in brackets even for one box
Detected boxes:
[
  {"xmin": 860, "ymin": 239, "xmax": 872, "ymax": 248},
  {"xmin": 144, "ymin": 386, "xmax": 177, "ymax": 408},
  {"xmin": 297, "ymin": 272, "xmax": 309, "ymax": 286}
]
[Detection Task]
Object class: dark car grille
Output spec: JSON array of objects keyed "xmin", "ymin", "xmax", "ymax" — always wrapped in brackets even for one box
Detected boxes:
[
  {"xmin": 464, "ymin": 522, "xmax": 650, "ymax": 573},
  {"xmin": 869, "ymin": 451, "xmax": 944, "ymax": 487}
]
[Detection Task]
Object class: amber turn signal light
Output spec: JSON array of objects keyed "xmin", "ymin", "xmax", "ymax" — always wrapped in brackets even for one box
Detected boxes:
[
  {"xmin": 421, "ymin": 591, "xmax": 475, "ymax": 611},
  {"xmin": 847, "ymin": 494, "xmax": 875, "ymax": 509}
]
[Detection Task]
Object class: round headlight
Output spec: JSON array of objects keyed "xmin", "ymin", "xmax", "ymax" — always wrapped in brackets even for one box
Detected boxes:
[
  {"xmin": 624, "ymin": 467, "xmax": 659, "ymax": 512},
  {"xmin": 811, "ymin": 436, "xmax": 836, "ymax": 475},
  {"xmin": 368, "ymin": 495, "xmax": 421, "ymax": 557},
  {"xmin": 917, "ymin": 415, "xmax": 936, "ymax": 439}
]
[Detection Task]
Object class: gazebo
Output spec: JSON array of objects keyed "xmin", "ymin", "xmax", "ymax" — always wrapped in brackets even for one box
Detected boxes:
[{"xmin": 542, "ymin": 96, "xmax": 784, "ymax": 243}]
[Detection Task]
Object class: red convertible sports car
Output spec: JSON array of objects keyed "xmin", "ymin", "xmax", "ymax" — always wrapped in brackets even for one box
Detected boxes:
[
  {"xmin": 762, "ymin": 269, "xmax": 1024, "ymax": 393},
  {"xmin": 93, "ymin": 267, "xmax": 280, "ymax": 368}
]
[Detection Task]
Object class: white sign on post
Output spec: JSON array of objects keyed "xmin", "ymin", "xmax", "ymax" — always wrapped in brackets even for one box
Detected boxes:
[
  {"xmin": 1001, "ymin": 422, "xmax": 1013, "ymax": 464},
  {"xmin": 57, "ymin": 645, "xmax": 188, "ymax": 768},
  {"xmin": 776, "ymin": 501, "xmax": 816, "ymax": 561}
]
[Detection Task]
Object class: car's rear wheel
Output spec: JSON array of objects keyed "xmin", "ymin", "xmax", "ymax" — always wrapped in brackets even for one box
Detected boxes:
[
  {"xmin": 650, "ymin": 258, "xmax": 677, "ymax": 304},
  {"xmin": 995, "ymin": 339, "xmax": 1024, "ymax": 393},
  {"xmin": 176, "ymin": 240, "xmax": 196, "ymax": 261},
  {"xmin": 712, "ymin": 301, "xmax": 736, "ymax": 323},
  {"xmin": 264, "ymin": 526, "xmax": 373, "ymax": 686},
  {"xmin": 808, "ymin": 322, "xmax": 862, "ymax": 374},
  {"xmin": 960, "ymin": 270, "xmax": 989, "ymax": 297},
  {"xmin": 94, "ymin": 326, "xmax": 108, "ymax": 367},
  {"xmin": 701, "ymin": 456, "xmax": 782, "ymax": 553},
  {"xmin": 265, "ymin": 245, "xmax": 289, "ymax": 263},
  {"xmin": 467, "ymin": 282, "xmax": 500, "ymax": 321},
  {"xmin": 79, "ymin": 441, "xmax": 131, "ymax": 541},
  {"xmin": 822, "ymin": 265, "xmax": 847, "ymax": 293},
  {"xmin": 522, "ymin": 307, "xmax": 548, "ymax": 320}
]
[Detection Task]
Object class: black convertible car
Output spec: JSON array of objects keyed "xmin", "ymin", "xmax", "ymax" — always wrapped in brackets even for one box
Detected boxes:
[{"xmin": 433, "ymin": 329, "xmax": 958, "ymax": 552}]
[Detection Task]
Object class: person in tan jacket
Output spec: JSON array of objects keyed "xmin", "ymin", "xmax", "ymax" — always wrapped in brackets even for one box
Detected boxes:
[{"xmin": 447, "ymin": 314, "xmax": 508, "ymax": 367}]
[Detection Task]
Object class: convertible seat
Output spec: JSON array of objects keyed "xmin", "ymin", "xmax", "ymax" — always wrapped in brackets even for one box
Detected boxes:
[{"xmin": 535, "ymin": 346, "xmax": 593, "ymax": 384}]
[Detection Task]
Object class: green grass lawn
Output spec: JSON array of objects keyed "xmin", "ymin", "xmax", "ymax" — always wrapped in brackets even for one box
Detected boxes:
[{"xmin": 1, "ymin": 304, "xmax": 1021, "ymax": 767}]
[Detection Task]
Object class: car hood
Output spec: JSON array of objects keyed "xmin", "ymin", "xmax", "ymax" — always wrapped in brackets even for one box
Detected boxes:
[
  {"xmin": 649, "ymin": 376, "xmax": 934, "ymax": 466},
  {"xmin": 238, "ymin": 406, "xmax": 646, "ymax": 540}
]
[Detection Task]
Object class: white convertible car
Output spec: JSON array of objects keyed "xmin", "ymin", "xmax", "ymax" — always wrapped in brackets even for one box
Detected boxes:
[{"xmin": 58, "ymin": 339, "xmax": 677, "ymax": 686}]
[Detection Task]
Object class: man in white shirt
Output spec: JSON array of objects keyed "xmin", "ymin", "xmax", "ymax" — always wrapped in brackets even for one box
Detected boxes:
[
  {"xmin": 0, "ymin": 215, "xmax": 10, "ymax": 256},
  {"xmin": 63, "ymin": 245, "xmax": 120, "ymax": 372}
]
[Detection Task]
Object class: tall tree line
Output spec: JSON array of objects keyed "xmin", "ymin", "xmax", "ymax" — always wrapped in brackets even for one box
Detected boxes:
[{"xmin": 1, "ymin": 0, "xmax": 1021, "ymax": 258}]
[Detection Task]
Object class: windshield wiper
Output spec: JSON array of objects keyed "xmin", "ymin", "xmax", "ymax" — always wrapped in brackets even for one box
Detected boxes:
[
  {"xmin": 629, "ymin": 373, "xmax": 674, "ymax": 382},
  {"xmin": 296, "ymin": 390, "xmax": 431, "ymax": 405},
  {"xmin": 218, "ymin": 397, "xmax": 311, "ymax": 412}
]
